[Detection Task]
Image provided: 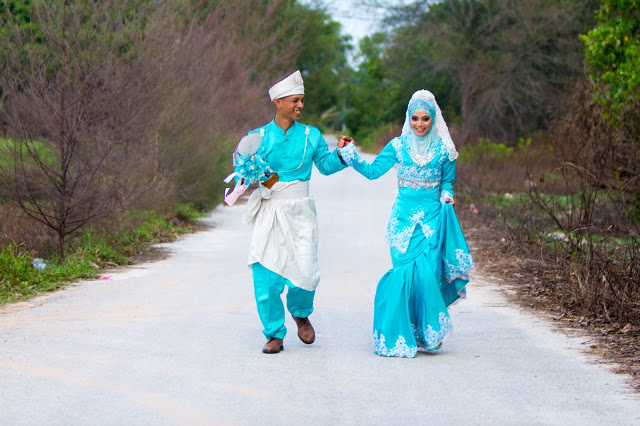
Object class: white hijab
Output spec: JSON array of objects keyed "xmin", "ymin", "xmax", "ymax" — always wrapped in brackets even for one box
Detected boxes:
[{"xmin": 401, "ymin": 90, "xmax": 458, "ymax": 161}]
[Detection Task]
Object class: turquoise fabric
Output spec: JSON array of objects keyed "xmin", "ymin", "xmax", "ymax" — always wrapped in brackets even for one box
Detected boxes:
[
  {"xmin": 252, "ymin": 262, "xmax": 315, "ymax": 340},
  {"xmin": 249, "ymin": 120, "xmax": 346, "ymax": 182},
  {"xmin": 374, "ymin": 205, "xmax": 472, "ymax": 357},
  {"xmin": 339, "ymin": 136, "xmax": 456, "ymax": 253},
  {"xmin": 407, "ymin": 98, "xmax": 436, "ymax": 122},
  {"xmin": 247, "ymin": 119, "xmax": 344, "ymax": 341},
  {"xmin": 338, "ymin": 136, "xmax": 474, "ymax": 358}
]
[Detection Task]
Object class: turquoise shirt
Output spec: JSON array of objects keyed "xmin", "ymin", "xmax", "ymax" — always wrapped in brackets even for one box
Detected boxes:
[{"xmin": 249, "ymin": 120, "xmax": 346, "ymax": 182}]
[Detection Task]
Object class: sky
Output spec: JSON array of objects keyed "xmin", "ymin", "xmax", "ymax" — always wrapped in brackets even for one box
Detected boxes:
[
  {"xmin": 316, "ymin": 0, "xmax": 413, "ymax": 62},
  {"xmin": 323, "ymin": 0, "xmax": 381, "ymax": 46}
]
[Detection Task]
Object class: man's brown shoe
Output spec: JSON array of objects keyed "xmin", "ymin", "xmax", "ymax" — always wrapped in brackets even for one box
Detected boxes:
[
  {"xmin": 262, "ymin": 338, "xmax": 284, "ymax": 354},
  {"xmin": 292, "ymin": 315, "xmax": 315, "ymax": 344}
]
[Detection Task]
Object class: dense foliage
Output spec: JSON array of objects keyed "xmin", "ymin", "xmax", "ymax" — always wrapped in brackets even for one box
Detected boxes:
[
  {"xmin": 0, "ymin": 0, "xmax": 350, "ymax": 261},
  {"xmin": 346, "ymin": 0, "xmax": 599, "ymax": 143},
  {"xmin": 582, "ymin": 0, "xmax": 640, "ymax": 116}
]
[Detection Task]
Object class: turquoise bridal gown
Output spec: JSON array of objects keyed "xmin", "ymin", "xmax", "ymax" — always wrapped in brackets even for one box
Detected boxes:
[{"xmin": 339, "ymin": 137, "xmax": 474, "ymax": 357}]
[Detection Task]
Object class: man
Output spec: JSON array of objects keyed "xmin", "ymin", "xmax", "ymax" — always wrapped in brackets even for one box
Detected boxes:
[{"xmin": 244, "ymin": 70, "xmax": 350, "ymax": 354}]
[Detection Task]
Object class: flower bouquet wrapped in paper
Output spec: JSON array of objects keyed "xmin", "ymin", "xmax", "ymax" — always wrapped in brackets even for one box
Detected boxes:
[{"xmin": 223, "ymin": 133, "xmax": 276, "ymax": 205}]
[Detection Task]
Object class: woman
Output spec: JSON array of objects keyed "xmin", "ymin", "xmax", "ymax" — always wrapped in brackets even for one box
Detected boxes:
[{"xmin": 338, "ymin": 90, "xmax": 473, "ymax": 357}]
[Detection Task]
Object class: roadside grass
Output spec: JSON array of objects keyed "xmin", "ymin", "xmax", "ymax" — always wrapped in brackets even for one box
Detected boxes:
[
  {"xmin": 0, "ymin": 137, "xmax": 58, "ymax": 169},
  {"xmin": 0, "ymin": 243, "xmax": 97, "ymax": 303},
  {"xmin": 0, "ymin": 138, "xmax": 11, "ymax": 168},
  {"xmin": 174, "ymin": 202, "xmax": 207, "ymax": 223},
  {"xmin": 0, "ymin": 203, "xmax": 202, "ymax": 304}
]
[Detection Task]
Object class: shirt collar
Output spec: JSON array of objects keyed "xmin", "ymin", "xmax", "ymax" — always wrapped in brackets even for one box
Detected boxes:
[{"xmin": 270, "ymin": 118, "xmax": 300, "ymax": 137}]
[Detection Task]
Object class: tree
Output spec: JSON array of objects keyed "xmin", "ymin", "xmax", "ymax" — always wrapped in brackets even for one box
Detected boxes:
[
  {"xmin": 344, "ymin": 32, "xmax": 402, "ymax": 137},
  {"xmin": 0, "ymin": 0, "xmax": 176, "ymax": 260},
  {"xmin": 272, "ymin": 1, "xmax": 353, "ymax": 128},
  {"xmin": 349, "ymin": 0, "xmax": 598, "ymax": 141},
  {"xmin": 579, "ymin": 0, "xmax": 640, "ymax": 226},
  {"xmin": 582, "ymin": 0, "xmax": 640, "ymax": 116}
]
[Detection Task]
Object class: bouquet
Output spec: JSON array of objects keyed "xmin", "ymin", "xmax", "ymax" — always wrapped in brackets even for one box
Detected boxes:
[{"xmin": 223, "ymin": 133, "xmax": 275, "ymax": 205}]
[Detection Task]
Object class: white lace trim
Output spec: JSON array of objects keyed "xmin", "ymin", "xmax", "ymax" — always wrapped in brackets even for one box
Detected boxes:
[
  {"xmin": 374, "ymin": 312, "xmax": 453, "ymax": 357},
  {"xmin": 385, "ymin": 213, "xmax": 436, "ymax": 253},
  {"xmin": 421, "ymin": 312, "xmax": 453, "ymax": 349},
  {"xmin": 373, "ymin": 331, "xmax": 418, "ymax": 358},
  {"xmin": 444, "ymin": 248, "xmax": 475, "ymax": 282},
  {"xmin": 398, "ymin": 178, "xmax": 440, "ymax": 190},
  {"xmin": 385, "ymin": 216, "xmax": 415, "ymax": 253},
  {"xmin": 392, "ymin": 137, "xmax": 448, "ymax": 191},
  {"xmin": 337, "ymin": 143, "xmax": 360, "ymax": 166},
  {"xmin": 440, "ymin": 189, "xmax": 454, "ymax": 205}
]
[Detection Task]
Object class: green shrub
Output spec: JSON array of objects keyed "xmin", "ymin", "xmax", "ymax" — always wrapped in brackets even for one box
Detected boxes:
[{"xmin": 173, "ymin": 202, "xmax": 205, "ymax": 223}]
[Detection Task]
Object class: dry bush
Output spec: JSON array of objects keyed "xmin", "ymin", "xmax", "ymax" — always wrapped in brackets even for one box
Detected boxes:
[
  {"xmin": 151, "ymin": 0, "xmax": 297, "ymax": 207},
  {"xmin": 0, "ymin": 1, "xmax": 177, "ymax": 259},
  {"xmin": 0, "ymin": 205, "xmax": 57, "ymax": 255},
  {"xmin": 0, "ymin": 0, "xmax": 297, "ymax": 257},
  {"xmin": 453, "ymin": 75, "xmax": 640, "ymax": 326},
  {"xmin": 535, "ymin": 78, "xmax": 640, "ymax": 326},
  {"xmin": 456, "ymin": 134, "xmax": 557, "ymax": 194},
  {"xmin": 360, "ymin": 122, "xmax": 402, "ymax": 152},
  {"xmin": 473, "ymin": 78, "xmax": 640, "ymax": 328}
]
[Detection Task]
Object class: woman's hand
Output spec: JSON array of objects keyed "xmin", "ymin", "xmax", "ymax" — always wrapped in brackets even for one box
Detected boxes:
[
  {"xmin": 337, "ymin": 135, "xmax": 355, "ymax": 148},
  {"xmin": 445, "ymin": 198, "xmax": 455, "ymax": 206}
]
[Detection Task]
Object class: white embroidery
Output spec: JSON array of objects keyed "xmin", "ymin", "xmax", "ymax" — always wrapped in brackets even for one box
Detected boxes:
[
  {"xmin": 393, "ymin": 136, "xmax": 446, "ymax": 190},
  {"xmin": 408, "ymin": 143, "xmax": 436, "ymax": 166},
  {"xmin": 444, "ymin": 249, "xmax": 475, "ymax": 282},
  {"xmin": 421, "ymin": 222, "xmax": 436, "ymax": 240},
  {"xmin": 398, "ymin": 178, "xmax": 440, "ymax": 190},
  {"xmin": 410, "ymin": 211, "xmax": 425, "ymax": 223},
  {"xmin": 337, "ymin": 144, "xmax": 361, "ymax": 166},
  {"xmin": 440, "ymin": 190, "xmax": 454, "ymax": 205},
  {"xmin": 391, "ymin": 137, "xmax": 403, "ymax": 157},
  {"xmin": 385, "ymin": 211, "xmax": 437, "ymax": 253},
  {"xmin": 373, "ymin": 331, "xmax": 418, "ymax": 358},
  {"xmin": 385, "ymin": 216, "xmax": 415, "ymax": 253},
  {"xmin": 373, "ymin": 312, "xmax": 452, "ymax": 357},
  {"xmin": 421, "ymin": 312, "xmax": 453, "ymax": 349}
]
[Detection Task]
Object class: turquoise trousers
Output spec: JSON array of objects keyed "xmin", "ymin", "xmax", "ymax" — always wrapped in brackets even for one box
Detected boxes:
[{"xmin": 252, "ymin": 262, "xmax": 315, "ymax": 340}]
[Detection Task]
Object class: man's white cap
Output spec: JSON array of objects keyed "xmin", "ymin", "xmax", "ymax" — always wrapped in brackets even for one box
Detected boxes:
[{"xmin": 268, "ymin": 70, "xmax": 304, "ymax": 102}]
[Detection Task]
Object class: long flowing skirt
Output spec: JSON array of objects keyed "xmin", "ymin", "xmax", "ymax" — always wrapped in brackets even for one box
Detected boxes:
[{"xmin": 372, "ymin": 204, "xmax": 473, "ymax": 357}]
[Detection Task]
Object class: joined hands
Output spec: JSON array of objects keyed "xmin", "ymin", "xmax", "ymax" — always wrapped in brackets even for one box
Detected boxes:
[{"xmin": 337, "ymin": 135, "xmax": 355, "ymax": 148}]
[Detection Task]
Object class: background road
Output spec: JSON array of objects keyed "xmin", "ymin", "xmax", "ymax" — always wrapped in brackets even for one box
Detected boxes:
[{"xmin": 1, "ymin": 137, "xmax": 639, "ymax": 425}]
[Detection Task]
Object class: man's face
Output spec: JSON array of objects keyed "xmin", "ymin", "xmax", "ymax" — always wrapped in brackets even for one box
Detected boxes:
[{"xmin": 275, "ymin": 95, "xmax": 304, "ymax": 122}]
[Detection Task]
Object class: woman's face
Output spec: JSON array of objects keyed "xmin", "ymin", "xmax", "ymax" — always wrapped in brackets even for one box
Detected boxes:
[{"xmin": 411, "ymin": 109, "xmax": 433, "ymax": 137}]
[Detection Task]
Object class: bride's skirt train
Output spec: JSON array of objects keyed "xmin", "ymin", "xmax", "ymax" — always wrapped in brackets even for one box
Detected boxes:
[{"xmin": 373, "ymin": 204, "xmax": 473, "ymax": 358}]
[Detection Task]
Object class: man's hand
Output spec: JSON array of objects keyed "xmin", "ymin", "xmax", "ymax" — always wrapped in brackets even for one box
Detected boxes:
[{"xmin": 337, "ymin": 135, "xmax": 355, "ymax": 148}]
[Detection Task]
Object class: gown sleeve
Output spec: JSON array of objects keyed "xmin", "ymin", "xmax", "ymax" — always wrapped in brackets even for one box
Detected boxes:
[
  {"xmin": 338, "ymin": 141, "xmax": 396, "ymax": 180},
  {"xmin": 439, "ymin": 158, "xmax": 456, "ymax": 204},
  {"xmin": 312, "ymin": 130, "xmax": 347, "ymax": 175}
]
